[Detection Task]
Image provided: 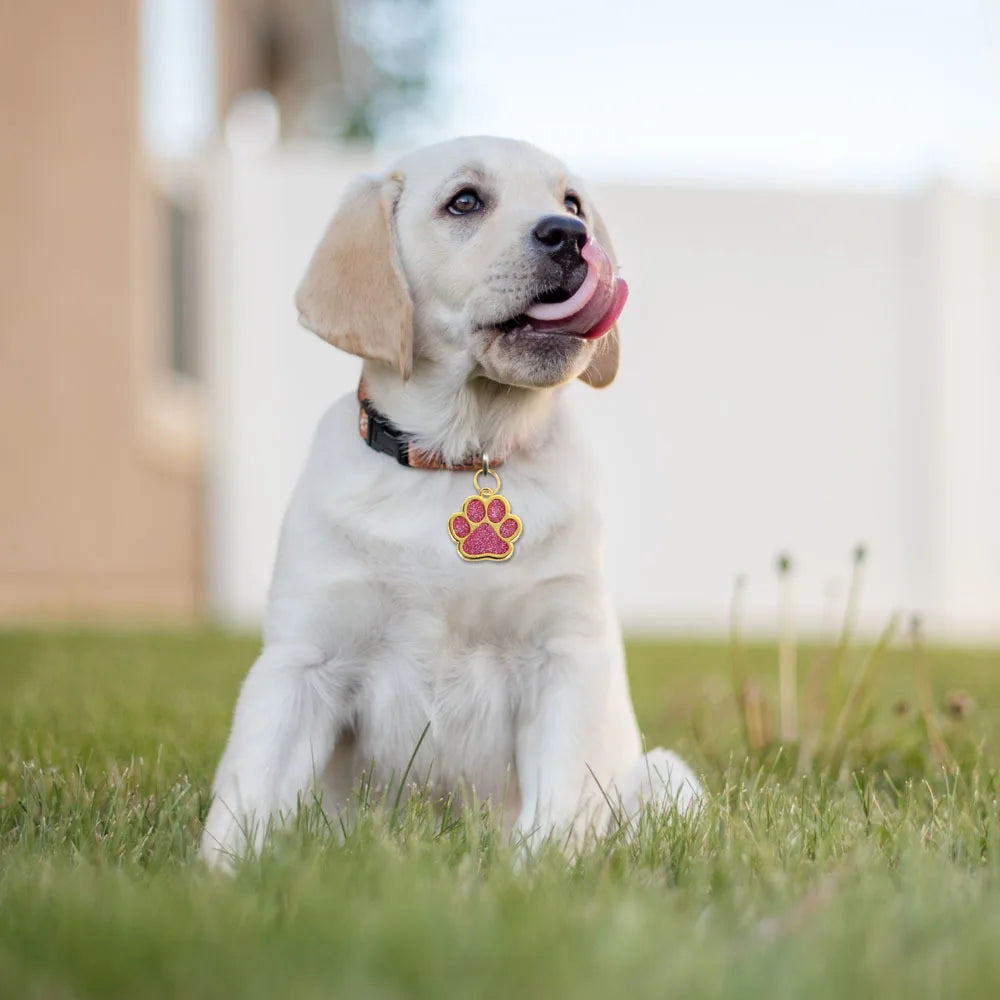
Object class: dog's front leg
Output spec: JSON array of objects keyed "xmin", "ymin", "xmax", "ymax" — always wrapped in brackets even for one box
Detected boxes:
[
  {"xmin": 512, "ymin": 651, "xmax": 608, "ymax": 854},
  {"xmin": 200, "ymin": 643, "xmax": 347, "ymax": 869}
]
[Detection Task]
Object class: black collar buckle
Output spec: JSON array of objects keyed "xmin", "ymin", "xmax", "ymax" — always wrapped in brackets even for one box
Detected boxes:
[{"xmin": 361, "ymin": 396, "xmax": 411, "ymax": 466}]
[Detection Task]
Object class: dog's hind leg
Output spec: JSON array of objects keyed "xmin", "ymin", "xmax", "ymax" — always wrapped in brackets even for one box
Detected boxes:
[
  {"xmin": 200, "ymin": 643, "xmax": 348, "ymax": 870},
  {"xmin": 615, "ymin": 748, "xmax": 703, "ymax": 823}
]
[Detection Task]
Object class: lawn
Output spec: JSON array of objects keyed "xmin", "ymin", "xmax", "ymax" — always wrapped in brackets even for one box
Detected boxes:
[{"xmin": 1, "ymin": 628, "xmax": 998, "ymax": 999}]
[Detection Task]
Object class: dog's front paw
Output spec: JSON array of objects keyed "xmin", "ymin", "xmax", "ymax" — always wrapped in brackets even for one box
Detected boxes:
[{"xmin": 448, "ymin": 494, "xmax": 522, "ymax": 560}]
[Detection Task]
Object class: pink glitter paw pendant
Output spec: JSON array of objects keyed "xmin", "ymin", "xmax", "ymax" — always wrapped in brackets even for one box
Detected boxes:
[{"xmin": 448, "ymin": 459, "xmax": 522, "ymax": 562}]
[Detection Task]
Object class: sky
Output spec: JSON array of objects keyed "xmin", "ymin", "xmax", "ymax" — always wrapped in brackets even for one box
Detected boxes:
[
  {"xmin": 141, "ymin": 0, "xmax": 999, "ymax": 190},
  {"xmin": 141, "ymin": 0, "xmax": 216, "ymax": 160},
  {"xmin": 415, "ymin": 0, "xmax": 1000, "ymax": 188}
]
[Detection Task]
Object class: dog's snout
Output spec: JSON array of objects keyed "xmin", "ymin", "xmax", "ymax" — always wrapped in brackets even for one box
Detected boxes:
[{"xmin": 532, "ymin": 215, "xmax": 587, "ymax": 257}]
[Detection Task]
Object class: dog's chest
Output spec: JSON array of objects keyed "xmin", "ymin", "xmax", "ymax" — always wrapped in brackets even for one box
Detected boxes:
[
  {"xmin": 294, "ymin": 424, "xmax": 599, "ymax": 804},
  {"xmin": 350, "ymin": 582, "xmax": 544, "ymax": 801}
]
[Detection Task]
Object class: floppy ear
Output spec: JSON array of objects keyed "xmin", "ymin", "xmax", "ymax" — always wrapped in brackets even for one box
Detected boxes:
[
  {"xmin": 295, "ymin": 173, "xmax": 413, "ymax": 378},
  {"xmin": 577, "ymin": 206, "xmax": 621, "ymax": 389}
]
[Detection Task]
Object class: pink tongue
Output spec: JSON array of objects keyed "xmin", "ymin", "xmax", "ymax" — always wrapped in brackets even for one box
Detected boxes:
[{"xmin": 524, "ymin": 238, "xmax": 628, "ymax": 339}]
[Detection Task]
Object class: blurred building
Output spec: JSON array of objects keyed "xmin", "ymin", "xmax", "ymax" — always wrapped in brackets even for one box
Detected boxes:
[
  {"xmin": 2, "ymin": 2, "xmax": 194, "ymax": 619},
  {"xmin": 0, "ymin": 0, "xmax": 357, "ymax": 620}
]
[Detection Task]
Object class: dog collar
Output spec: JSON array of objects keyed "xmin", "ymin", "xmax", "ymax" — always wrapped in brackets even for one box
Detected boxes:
[
  {"xmin": 357, "ymin": 379, "xmax": 503, "ymax": 472},
  {"xmin": 356, "ymin": 379, "xmax": 522, "ymax": 560}
]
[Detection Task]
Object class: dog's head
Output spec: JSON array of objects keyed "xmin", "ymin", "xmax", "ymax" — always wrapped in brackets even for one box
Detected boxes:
[{"xmin": 296, "ymin": 136, "xmax": 625, "ymax": 389}]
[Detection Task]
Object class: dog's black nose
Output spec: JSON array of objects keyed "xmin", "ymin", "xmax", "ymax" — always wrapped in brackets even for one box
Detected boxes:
[{"xmin": 532, "ymin": 215, "xmax": 587, "ymax": 256}]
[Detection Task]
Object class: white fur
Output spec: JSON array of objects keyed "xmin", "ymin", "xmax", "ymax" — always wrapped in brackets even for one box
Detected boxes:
[{"xmin": 201, "ymin": 138, "xmax": 701, "ymax": 868}]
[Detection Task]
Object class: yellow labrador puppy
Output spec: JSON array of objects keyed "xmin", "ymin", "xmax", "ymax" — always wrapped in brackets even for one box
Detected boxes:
[{"xmin": 201, "ymin": 136, "xmax": 700, "ymax": 868}]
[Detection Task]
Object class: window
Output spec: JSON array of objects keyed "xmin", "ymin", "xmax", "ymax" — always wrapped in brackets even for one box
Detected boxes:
[{"xmin": 165, "ymin": 192, "xmax": 200, "ymax": 380}]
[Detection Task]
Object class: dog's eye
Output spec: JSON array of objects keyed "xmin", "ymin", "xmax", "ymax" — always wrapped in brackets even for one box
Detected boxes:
[
  {"xmin": 447, "ymin": 189, "xmax": 484, "ymax": 215},
  {"xmin": 564, "ymin": 194, "xmax": 582, "ymax": 216}
]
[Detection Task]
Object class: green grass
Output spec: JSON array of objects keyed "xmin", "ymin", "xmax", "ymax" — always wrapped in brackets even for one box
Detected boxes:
[{"xmin": 1, "ymin": 629, "xmax": 998, "ymax": 999}]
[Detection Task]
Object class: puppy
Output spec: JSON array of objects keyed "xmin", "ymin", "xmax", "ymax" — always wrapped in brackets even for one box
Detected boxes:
[{"xmin": 201, "ymin": 136, "xmax": 700, "ymax": 868}]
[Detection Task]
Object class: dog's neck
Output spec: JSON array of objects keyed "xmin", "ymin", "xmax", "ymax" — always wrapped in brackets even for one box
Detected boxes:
[{"xmin": 361, "ymin": 360, "xmax": 561, "ymax": 466}]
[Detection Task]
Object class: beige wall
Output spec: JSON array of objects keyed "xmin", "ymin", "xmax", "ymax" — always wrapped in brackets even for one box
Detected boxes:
[
  {"xmin": 201, "ymin": 149, "xmax": 1000, "ymax": 639},
  {"xmin": 0, "ymin": 2, "xmax": 202, "ymax": 620}
]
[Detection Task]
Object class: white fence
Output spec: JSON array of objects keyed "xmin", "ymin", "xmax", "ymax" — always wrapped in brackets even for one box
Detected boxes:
[{"xmin": 201, "ymin": 145, "xmax": 1000, "ymax": 640}]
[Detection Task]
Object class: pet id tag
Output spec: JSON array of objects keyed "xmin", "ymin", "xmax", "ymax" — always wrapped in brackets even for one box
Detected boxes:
[{"xmin": 448, "ymin": 455, "xmax": 522, "ymax": 561}]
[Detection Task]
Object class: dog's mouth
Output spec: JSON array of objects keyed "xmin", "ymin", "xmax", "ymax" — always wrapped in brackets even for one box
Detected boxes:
[
  {"xmin": 535, "ymin": 285, "xmax": 576, "ymax": 305},
  {"xmin": 488, "ymin": 239, "xmax": 628, "ymax": 341}
]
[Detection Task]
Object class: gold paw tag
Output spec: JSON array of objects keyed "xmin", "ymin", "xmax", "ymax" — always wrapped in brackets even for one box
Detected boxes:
[{"xmin": 447, "ymin": 456, "xmax": 522, "ymax": 562}]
